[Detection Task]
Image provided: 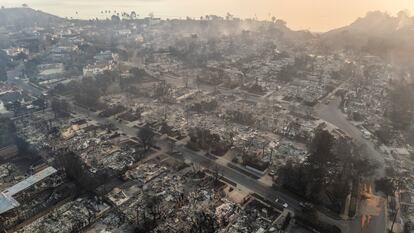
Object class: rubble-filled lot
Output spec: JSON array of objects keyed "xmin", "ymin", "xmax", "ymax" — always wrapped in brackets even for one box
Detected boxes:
[
  {"xmin": 13, "ymin": 112, "xmax": 148, "ymax": 174},
  {"xmin": 3, "ymin": 10, "xmax": 414, "ymax": 233},
  {"xmin": 16, "ymin": 196, "xmax": 111, "ymax": 233},
  {"xmin": 9, "ymin": 110, "xmax": 287, "ymax": 233},
  {"xmin": 100, "ymin": 157, "xmax": 285, "ymax": 233},
  {"xmin": 1, "ymin": 172, "xmax": 76, "ymax": 231}
]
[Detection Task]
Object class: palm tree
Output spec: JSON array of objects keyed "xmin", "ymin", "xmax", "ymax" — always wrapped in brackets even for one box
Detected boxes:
[
  {"xmin": 131, "ymin": 11, "xmax": 137, "ymax": 20},
  {"xmin": 226, "ymin": 12, "xmax": 233, "ymax": 21}
]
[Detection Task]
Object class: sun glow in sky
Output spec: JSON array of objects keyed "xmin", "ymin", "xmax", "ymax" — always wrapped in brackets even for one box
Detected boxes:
[{"xmin": 2, "ymin": 0, "xmax": 414, "ymax": 31}]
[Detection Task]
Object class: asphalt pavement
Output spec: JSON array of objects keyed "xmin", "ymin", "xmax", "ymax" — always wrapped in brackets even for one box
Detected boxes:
[
  {"xmin": 10, "ymin": 75, "xmax": 369, "ymax": 233},
  {"xmin": 315, "ymin": 97, "xmax": 387, "ymax": 233}
]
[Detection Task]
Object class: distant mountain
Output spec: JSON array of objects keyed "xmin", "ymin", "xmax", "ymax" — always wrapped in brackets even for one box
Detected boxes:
[
  {"xmin": 0, "ymin": 7, "xmax": 64, "ymax": 27},
  {"xmin": 328, "ymin": 11, "xmax": 402, "ymax": 35},
  {"xmin": 320, "ymin": 11, "xmax": 414, "ymax": 69}
]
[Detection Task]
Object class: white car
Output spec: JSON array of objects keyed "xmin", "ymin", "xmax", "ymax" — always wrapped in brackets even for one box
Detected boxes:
[{"xmin": 275, "ymin": 198, "xmax": 289, "ymax": 208}]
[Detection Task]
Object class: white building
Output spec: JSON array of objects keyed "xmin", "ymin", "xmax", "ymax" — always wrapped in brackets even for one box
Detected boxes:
[
  {"xmin": 38, "ymin": 63, "xmax": 65, "ymax": 80},
  {"xmin": 2, "ymin": 47, "xmax": 29, "ymax": 57},
  {"xmin": 83, "ymin": 62, "xmax": 115, "ymax": 77}
]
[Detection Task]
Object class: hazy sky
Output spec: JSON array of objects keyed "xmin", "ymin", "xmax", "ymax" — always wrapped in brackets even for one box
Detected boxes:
[{"xmin": 2, "ymin": 0, "xmax": 414, "ymax": 31}]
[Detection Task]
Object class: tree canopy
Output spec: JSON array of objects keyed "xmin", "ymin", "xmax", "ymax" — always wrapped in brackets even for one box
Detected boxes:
[
  {"xmin": 137, "ymin": 125, "xmax": 155, "ymax": 151},
  {"xmin": 278, "ymin": 127, "xmax": 378, "ymax": 214},
  {"xmin": 0, "ymin": 117, "xmax": 16, "ymax": 148}
]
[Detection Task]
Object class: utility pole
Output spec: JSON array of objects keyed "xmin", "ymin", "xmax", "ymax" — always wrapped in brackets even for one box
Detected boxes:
[
  {"xmin": 269, "ymin": 148, "xmax": 274, "ymax": 166},
  {"xmin": 195, "ymin": 75, "xmax": 200, "ymax": 91},
  {"xmin": 390, "ymin": 208, "xmax": 399, "ymax": 233},
  {"xmin": 360, "ymin": 217, "xmax": 364, "ymax": 233},
  {"xmin": 163, "ymin": 105, "xmax": 167, "ymax": 121},
  {"xmin": 262, "ymin": 142, "xmax": 265, "ymax": 156},
  {"xmin": 184, "ymin": 77, "xmax": 188, "ymax": 88}
]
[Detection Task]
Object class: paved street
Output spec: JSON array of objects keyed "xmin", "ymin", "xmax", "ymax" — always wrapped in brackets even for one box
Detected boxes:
[
  {"xmin": 10, "ymin": 76, "xmax": 386, "ymax": 233},
  {"xmin": 315, "ymin": 97, "xmax": 387, "ymax": 233},
  {"xmin": 69, "ymin": 100, "xmax": 353, "ymax": 233},
  {"xmin": 315, "ymin": 98, "xmax": 385, "ymax": 174},
  {"xmin": 7, "ymin": 63, "xmax": 43, "ymax": 98}
]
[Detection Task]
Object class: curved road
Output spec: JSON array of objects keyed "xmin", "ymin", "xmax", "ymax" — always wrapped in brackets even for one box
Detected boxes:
[
  {"xmin": 315, "ymin": 97, "xmax": 387, "ymax": 233},
  {"xmin": 315, "ymin": 98, "xmax": 385, "ymax": 175},
  {"xmin": 10, "ymin": 70, "xmax": 385, "ymax": 233}
]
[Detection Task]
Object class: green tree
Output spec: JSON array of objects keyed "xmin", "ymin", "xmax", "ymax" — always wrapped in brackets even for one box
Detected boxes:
[
  {"xmin": 307, "ymin": 128, "xmax": 336, "ymax": 169},
  {"xmin": 0, "ymin": 50, "xmax": 10, "ymax": 82},
  {"xmin": 58, "ymin": 151, "xmax": 108, "ymax": 192},
  {"xmin": 189, "ymin": 210, "xmax": 218, "ymax": 233},
  {"xmin": 0, "ymin": 63, "xmax": 6, "ymax": 82},
  {"xmin": 137, "ymin": 125, "xmax": 155, "ymax": 151},
  {"xmin": 130, "ymin": 11, "xmax": 137, "ymax": 20},
  {"xmin": 278, "ymin": 64, "xmax": 296, "ymax": 82},
  {"xmin": 278, "ymin": 127, "xmax": 377, "ymax": 213},
  {"xmin": 0, "ymin": 117, "xmax": 16, "ymax": 148},
  {"xmin": 74, "ymin": 79, "xmax": 103, "ymax": 109},
  {"xmin": 51, "ymin": 98, "xmax": 70, "ymax": 118},
  {"xmin": 388, "ymin": 82, "xmax": 414, "ymax": 129},
  {"xmin": 111, "ymin": 15, "xmax": 121, "ymax": 22},
  {"xmin": 96, "ymin": 70, "xmax": 117, "ymax": 94},
  {"xmin": 32, "ymin": 98, "xmax": 47, "ymax": 110},
  {"xmin": 129, "ymin": 67, "xmax": 147, "ymax": 79},
  {"xmin": 375, "ymin": 177, "xmax": 395, "ymax": 197},
  {"xmin": 15, "ymin": 52, "xmax": 28, "ymax": 60}
]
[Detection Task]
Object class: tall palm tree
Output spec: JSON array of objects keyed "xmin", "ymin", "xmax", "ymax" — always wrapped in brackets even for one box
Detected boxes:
[{"xmin": 131, "ymin": 11, "xmax": 137, "ymax": 20}]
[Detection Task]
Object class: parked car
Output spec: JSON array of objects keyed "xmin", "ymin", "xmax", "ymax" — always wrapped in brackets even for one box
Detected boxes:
[{"xmin": 275, "ymin": 198, "xmax": 289, "ymax": 208}]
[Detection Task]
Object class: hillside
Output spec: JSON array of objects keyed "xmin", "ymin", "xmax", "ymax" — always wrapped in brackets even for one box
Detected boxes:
[
  {"xmin": 320, "ymin": 11, "xmax": 414, "ymax": 70},
  {"xmin": 0, "ymin": 7, "xmax": 64, "ymax": 27}
]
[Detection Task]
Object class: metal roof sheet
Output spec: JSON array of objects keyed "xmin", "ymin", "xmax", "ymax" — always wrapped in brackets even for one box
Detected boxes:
[{"xmin": 0, "ymin": 166, "xmax": 57, "ymax": 215}]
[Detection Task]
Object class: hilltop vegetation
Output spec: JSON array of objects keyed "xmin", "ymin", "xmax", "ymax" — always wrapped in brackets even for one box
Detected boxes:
[
  {"xmin": 0, "ymin": 7, "xmax": 63, "ymax": 28},
  {"xmin": 321, "ymin": 11, "xmax": 414, "ymax": 73}
]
